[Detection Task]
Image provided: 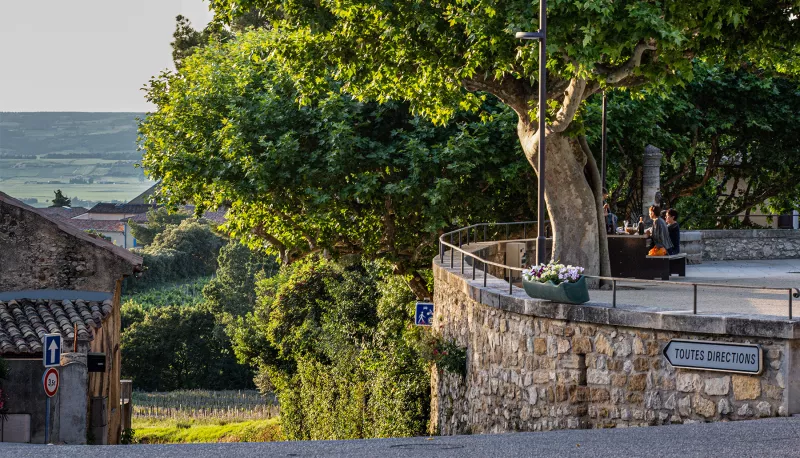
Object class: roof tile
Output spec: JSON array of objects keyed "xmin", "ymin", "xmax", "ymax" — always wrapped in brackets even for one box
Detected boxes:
[{"xmin": 0, "ymin": 298, "xmax": 113, "ymax": 355}]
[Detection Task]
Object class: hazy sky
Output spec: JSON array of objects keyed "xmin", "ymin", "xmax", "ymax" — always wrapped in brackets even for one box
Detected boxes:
[{"xmin": 0, "ymin": 1, "xmax": 214, "ymax": 112}]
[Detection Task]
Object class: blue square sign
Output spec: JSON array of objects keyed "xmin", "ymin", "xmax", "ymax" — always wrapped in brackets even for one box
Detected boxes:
[
  {"xmin": 43, "ymin": 334, "xmax": 62, "ymax": 368},
  {"xmin": 415, "ymin": 302, "xmax": 434, "ymax": 326}
]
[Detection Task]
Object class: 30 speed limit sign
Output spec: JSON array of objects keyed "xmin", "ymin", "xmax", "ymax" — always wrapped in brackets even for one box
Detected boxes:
[{"xmin": 43, "ymin": 367, "xmax": 59, "ymax": 397}]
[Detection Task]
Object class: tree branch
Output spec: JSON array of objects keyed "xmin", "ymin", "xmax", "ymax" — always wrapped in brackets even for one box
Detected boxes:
[
  {"xmin": 551, "ymin": 78, "xmax": 587, "ymax": 133},
  {"xmin": 594, "ymin": 40, "xmax": 657, "ymax": 84}
]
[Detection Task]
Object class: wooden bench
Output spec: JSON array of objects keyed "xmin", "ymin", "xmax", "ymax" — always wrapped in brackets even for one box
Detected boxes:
[{"xmin": 645, "ymin": 253, "xmax": 687, "ymax": 280}]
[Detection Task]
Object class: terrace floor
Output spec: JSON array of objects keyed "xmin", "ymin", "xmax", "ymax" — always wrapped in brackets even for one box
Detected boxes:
[{"xmin": 590, "ymin": 259, "xmax": 800, "ymax": 319}]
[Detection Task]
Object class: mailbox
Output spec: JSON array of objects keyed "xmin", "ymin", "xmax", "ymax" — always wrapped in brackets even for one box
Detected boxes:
[{"xmin": 88, "ymin": 352, "xmax": 106, "ymax": 372}]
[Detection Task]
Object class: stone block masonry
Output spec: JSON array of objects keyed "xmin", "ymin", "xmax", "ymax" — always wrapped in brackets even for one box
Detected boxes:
[{"xmin": 431, "ymin": 248, "xmax": 800, "ymax": 435}]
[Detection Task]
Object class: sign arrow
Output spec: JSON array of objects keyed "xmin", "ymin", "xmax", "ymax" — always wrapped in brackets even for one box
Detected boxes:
[{"xmin": 49, "ymin": 340, "xmax": 58, "ymax": 364}]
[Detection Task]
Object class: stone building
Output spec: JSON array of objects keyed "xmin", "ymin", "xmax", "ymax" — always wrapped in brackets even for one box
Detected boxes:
[{"xmin": 0, "ymin": 192, "xmax": 142, "ymax": 444}]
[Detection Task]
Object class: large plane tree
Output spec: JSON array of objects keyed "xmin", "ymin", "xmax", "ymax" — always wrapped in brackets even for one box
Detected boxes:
[{"xmin": 210, "ymin": 0, "xmax": 800, "ymax": 276}]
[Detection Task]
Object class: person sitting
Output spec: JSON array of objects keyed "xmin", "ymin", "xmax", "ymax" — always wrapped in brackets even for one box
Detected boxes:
[
  {"xmin": 666, "ymin": 208, "xmax": 681, "ymax": 255},
  {"xmin": 602, "ymin": 189, "xmax": 618, "ymax": 234},
  {"xmin": 645, "ymin": 205, "xmax": 673, "ymax": 255}
]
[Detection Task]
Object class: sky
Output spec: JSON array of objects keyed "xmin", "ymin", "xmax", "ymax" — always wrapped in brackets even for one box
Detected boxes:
[{"xmin": 0, "ymin": 0, "xmax": 214, "ymax": 112}]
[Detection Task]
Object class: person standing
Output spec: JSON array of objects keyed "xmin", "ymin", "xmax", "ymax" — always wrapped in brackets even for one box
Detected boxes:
[{"xmin": 666, "ymin": 208, "xmax": 681, "ymax": 255}]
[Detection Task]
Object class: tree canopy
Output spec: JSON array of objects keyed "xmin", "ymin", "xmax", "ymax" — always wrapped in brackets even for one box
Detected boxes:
[
  {"xmin": 206, "ymin": 0, "xmax": 800, "ymax": 276},
  {"xmin": 139, "ymin": 30, "xmax": 535, "ymax": 297},
  {"xmin": 582, "ymin": 64, "xmax": 800, "ymax": 228}
]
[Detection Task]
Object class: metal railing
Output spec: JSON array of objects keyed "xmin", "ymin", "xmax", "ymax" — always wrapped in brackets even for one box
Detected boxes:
[{"xmin": 438, "ymin": 221, "xmax": 800, "ymax": 320}]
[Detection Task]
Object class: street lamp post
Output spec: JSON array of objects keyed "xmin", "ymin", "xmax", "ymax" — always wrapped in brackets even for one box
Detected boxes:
[
  {"xmin": 516, "ymin": 0, "xmax": 548, "ymax": 266},
  {"xmin": 601, "ymin": 91, "xmax": 607, "ymax": 192}
]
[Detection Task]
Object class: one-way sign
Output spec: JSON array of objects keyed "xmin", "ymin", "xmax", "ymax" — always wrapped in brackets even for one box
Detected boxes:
[{"xmin": 43, "ymin": 334, "xmax": 62, "ymax": 368}]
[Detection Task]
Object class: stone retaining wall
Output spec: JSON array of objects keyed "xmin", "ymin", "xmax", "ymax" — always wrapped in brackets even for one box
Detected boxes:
[
  {"xmin": 700, "ymin": 230, "xmax": 800, "ymax": 261},
  {"xmin": 431, "ymin": 250, "xmax": 800, "ymax": 435}
]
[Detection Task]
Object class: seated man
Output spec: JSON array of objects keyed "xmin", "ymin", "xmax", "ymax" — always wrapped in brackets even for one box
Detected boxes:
[{"xmin": 666, "ymin": 208, "xmax": 680, "ymax": 255}]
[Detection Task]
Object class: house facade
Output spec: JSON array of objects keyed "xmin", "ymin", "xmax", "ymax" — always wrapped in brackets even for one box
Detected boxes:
[{"xmin": 0, "ymin": 192, "xmax": 142, "ymax": 444}]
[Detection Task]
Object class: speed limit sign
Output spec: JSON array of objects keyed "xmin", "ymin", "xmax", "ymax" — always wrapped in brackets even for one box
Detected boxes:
[{"xmin": 43, "ymin": 367, "xmax": 59, "ymax": 397}]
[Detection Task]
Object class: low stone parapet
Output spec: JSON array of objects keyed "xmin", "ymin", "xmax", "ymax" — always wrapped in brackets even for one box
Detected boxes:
[
  {"xmin": 431, "ymin": 245, "xmax": 800, "ymax": 435},
  {"xmin": 701, "ymin": 229, "xmax": 800, "ymax": 261}
]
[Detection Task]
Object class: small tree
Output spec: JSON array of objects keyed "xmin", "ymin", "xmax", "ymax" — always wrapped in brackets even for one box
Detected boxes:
[{"xmin": 50, "ymin": 189, "xmax": 71, "ymax": 207}]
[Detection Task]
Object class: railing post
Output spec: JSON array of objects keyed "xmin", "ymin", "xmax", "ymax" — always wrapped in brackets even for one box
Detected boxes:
[
  {"xmin": 790, "ymin": 289, "xmax": 793, "ymax": 320},
  {"xmin": 459, "ymin": 230, "xmax": 464, "ymax": 274},
  {"xmin": 439, "ymin": 239, "xmax": 443, "ymax": 263},
  {"xmin": 450, "ymin": 233, "xmax": 454, "ymax": 267},
  {"xmin": 506, "ymin": 224, "xmax": 509, "ymax": 240},
  {"xmin": 472, "ymin": 257, "xmax": 476, "ymax": 280},
  {"xmin": 523, "ymin": 222, "xmax": 527, "ymax": 239},
  {"xmin": 612, "ymin": 280, "xmax": 616, "ymax": 308},
  {"xmin": 693, "ymin": 284, "xmax": 698, "ymax": 314},
  {"xmin": 483, "ymin": 262, "xmax": 487, "ymax": 287},
  {"xmin": 509, "ymin": 268, "xmax": 513, "ymax": 295},
  {"xmin": 484, "ymin": 225, "xmax": 487, "ymax": 242}
]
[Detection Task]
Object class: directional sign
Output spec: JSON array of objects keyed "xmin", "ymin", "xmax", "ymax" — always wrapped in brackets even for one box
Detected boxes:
[
  {"xmin": 415, "ymin": 302, "xmax": 434, "ymax": 326},
  {"xmin": 43, "ymin": 334, "xmax": 61, "ymax": 368},
  {"xmin": 663, "ymin": 339, "xmax": 762, "ymax": 375},
  {"xmin": 43, "ymin": 367, "xmax": 59, "ymax": 397}
]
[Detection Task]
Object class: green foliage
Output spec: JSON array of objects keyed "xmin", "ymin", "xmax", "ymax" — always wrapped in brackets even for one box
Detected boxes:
[
  {"xmin": 583, "ymin": 65, "xmax": 800, "ymax": 228},
  {"xmin": 120, "ymin": 428, "xmax": 137, "ymax": 445},
  {"xmin": 228, "ymin": 257, "xmax": 429, "ymax": 439},
  {"xmin": 129, "ymin": 220, "xmax": 225, "ymax": 289},
  {"xmin": 129, "ymin": 208, "xmax": 191, "ymax": 246},
  {"xmin": 419, "ymin": 334, "xmax": 467, "ymax": 377},
  {"xmin": 203, "ymin": 242, "xmax": 279, "ymax": 318},
  {"xmin": 84, "ymin": 229, "xmax": 112, "ymax": 243},
  {"xmin": 139, "ymin": 30, "xmax": 534, "ymax": 297},
  {"xmin": 51, "ymin": 189, "xmax": 71, "ymax": 207},
  {"xmin": 211, "ymin": 0, "xmax": 798, "ymax": 123},
  {"xmin": 121, "ymin": 277, "xmax": 210, "ymax": 331},
  {"xmin": 121, "ymin": 304, "xmax": 253, "ymax": 391}
]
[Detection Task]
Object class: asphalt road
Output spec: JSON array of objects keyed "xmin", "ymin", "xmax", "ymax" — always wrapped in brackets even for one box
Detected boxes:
[{"xmin": 2, "ymin": 417, "xmax": 800, "ymax": 458}]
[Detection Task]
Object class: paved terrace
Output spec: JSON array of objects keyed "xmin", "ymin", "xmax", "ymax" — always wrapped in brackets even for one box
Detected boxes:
[{"xmin": 591, "ymin": 259, "xmax": 800, "ymax": 319}]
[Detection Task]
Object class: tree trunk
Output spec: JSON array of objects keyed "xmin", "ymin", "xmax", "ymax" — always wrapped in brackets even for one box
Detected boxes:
[
  {"xmin": 393, "ymin": 263, "xmax": 430, "ymax": 300},
  {"xmin": 517, "ymin": 121, "xmax": 603, "ymax": 278}
]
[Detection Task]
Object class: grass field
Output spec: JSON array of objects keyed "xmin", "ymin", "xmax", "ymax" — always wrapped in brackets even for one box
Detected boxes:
[
  {"xmin": 132, "ymin": 417, "xmax": 283, "ymax": 444},
  {"xmin": 0, "ymin": 175, "xmax": 154, "ymax": 207},
  {"xmin": 129, "ymin": 390, "xmax": 281, "ymax": 444}
]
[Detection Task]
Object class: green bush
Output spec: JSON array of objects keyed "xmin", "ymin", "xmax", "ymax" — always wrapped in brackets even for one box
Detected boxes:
[{"xmin": 229, "ymin": 257, "xmax": 430, "ymax": 440}]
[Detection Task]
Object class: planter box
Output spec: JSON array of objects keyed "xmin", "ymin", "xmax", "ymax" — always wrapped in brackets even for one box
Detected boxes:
[{"xmin": 522, "ymin": 275, "xmax": 590, "ymax": 304}]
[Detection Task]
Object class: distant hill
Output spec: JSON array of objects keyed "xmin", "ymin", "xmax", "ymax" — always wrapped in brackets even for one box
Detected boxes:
[
  {"xmin": 0, "ymin": 112, "xmax": 143, "ymax": 157},
  {"xmin": 0, "ymin": 112, "xmax": 154, "ymax": 208}
]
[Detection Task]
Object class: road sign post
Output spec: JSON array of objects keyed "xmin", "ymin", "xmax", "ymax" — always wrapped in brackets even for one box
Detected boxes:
[
  {"xmin": 42, "ymin": 367, "xmax": 59, "ymax": 444},
  {"xmin": 415, "ymin": 302, "xmax": 434, "ymax": 326},
  {"xmin": 43, "ymin": 334, "xmax": 62, "ymax": 368}
]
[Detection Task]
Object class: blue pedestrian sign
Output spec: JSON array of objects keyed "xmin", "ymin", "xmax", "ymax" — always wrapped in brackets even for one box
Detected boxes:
[
  {"xmin": 43, "ymin": 334, "xmax": 61, "ymax": 368},
  {"xmin": 415, "ymin": 302, "xmax": 434, "ymax": 326}
]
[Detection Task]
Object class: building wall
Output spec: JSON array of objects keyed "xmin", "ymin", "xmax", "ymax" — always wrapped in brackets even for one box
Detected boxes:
[
  {"xmin": 431, "ymin": 253, "xmax": 799, "ymax": 435},
  {"xmin": 0, "ymin": 195, "xmax": 139, "ymax": 292}
]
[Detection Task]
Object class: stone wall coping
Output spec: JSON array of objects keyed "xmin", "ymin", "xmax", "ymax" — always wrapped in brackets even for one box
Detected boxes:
[
  {"xmin": 700, "ymin": 229, "xmax": 800, "ymax": 239},
  {"xmin": 434, "ymin": 254, "xmax": 800, "ymax": 340}
]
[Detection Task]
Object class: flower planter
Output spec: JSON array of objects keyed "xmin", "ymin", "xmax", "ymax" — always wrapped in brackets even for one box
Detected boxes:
[{"xmin": 522, "ymin": 275, "xmax": 590, "ymax": 304}]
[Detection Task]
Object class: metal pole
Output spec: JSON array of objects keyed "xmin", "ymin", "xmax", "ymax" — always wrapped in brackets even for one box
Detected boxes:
[
  {"xmin": 45, "ymin": 397, "xmax": 50, "ymax": 444},
  {"xmin": 601, "ymin": 90, "xmax": 607, "ymax": 191},
  {"xmin": 472, "ymin": 257, "xmax": 476, "ymax": 280},
  {"xmin": 484, "ymin": 225, "xmax": 487, "ymax": 242},
  {"xmin": 460, "ymin": 231, "xmax": 464, "ymax": 274},
  {"xmin": 536, "ymin": 0, "xmax": 547, "ymax": 266},
  {"xmin": 693, "ymin": 284, "xmax": 698, "ymax": 314},
  {"xmin": 790, "ymin": 289, "xmax": 793, "ymax": 320},
  {"xmin": 450, "ymin": 233, "xmax": 454, "ymax": 267},
  {"xmin": 484, "ymin": 262, "xmax": 488, "ymax": 287},
  {"xmin": 509, "ymin": 268, "xmax": 513, "ymax": 295}
]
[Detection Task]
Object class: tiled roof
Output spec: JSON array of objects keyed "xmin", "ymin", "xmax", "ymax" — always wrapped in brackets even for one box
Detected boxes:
[
  {"xmin": 37, "ymin": 206, "xmax": 89, "ymax": 220},
  {"xmin": 88, "ymin": 203, "xmax": 156, "ymax": 215},
  {"xmin": 0, "ymin": 299, "xmax": 113, "ymax": 355},
  {"xmin": 62, "ymin": 219, "xmax": 125, "ymax": 233}
]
